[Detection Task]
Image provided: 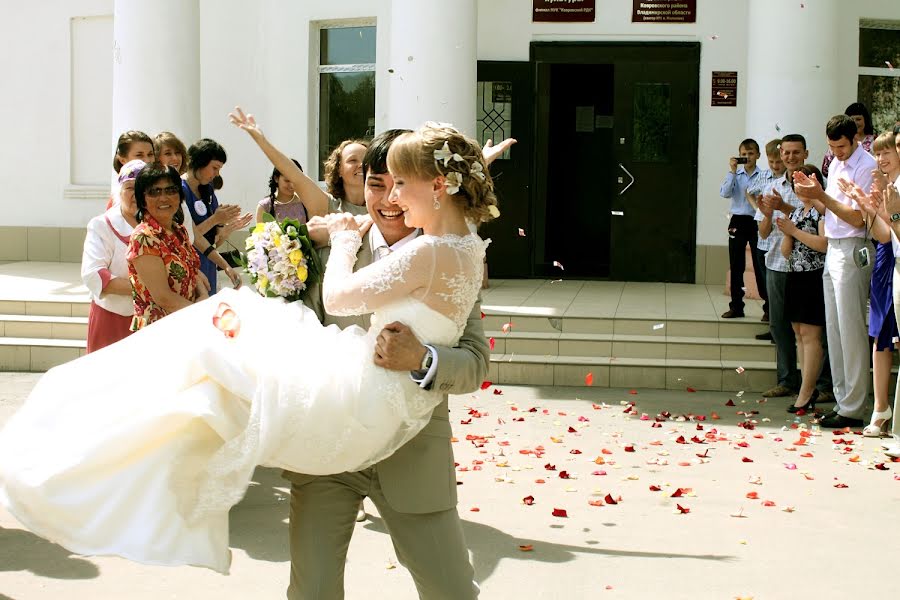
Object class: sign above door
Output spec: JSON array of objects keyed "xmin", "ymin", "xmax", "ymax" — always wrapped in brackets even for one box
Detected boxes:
[
  {"xmin": 533, "ymin": 0, "xmax": 596, "ymax": 23},
  {"xmin": 632, "ymin": 0, "xmax": 697, "ymax": 23}
]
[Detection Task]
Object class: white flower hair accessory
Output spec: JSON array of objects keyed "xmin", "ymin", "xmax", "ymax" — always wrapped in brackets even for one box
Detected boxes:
[
  {"xmin": 445, "ymin": 172, "xmax": 463, "ymax": 195},
  {"xmin": 433, "ymin": 141, "xmax": 466, "ymax": 167},
  {"xmin": 470, "ymin": 160, "xmax": 486, "ymax": 181},
  {"xmin": 434, "ymin": 141, "xmax": 452, "ymax": 166}
]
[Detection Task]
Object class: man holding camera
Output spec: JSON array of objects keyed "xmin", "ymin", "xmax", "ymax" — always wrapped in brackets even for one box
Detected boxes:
[
  {"xmin": 793, "ymin": 114, "xmax": 876, "ymax": 428},
  {"xmin": 720, "ymin": 139, "xmax": 768, "ymax": 318}
]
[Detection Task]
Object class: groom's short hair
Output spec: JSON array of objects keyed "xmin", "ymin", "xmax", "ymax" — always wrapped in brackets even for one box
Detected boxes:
[{"xmin": 363, "ymin": 128, "xmax": 412, "ymax": 178}]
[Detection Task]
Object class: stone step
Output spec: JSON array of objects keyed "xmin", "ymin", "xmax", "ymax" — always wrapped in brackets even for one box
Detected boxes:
[
  {"xmin": 0, "ymin": 299, "xmax": 90, "ymax": 318},
  {"xmin": 485, "ymin": 331, "xmax": 775, "ymax": 362},
  {"xmin": 0, "ymin": 314, "xmax": 88, "ymax": 339},
  {"xmin": 481, "ymin": 311, "xmax": 768, "ymax": 339},
  {"xmin": 0, "ymin": 337, "xmax": 86, "ymax": 372},
  {"xmin": 487, "ymin": 353, "xmax": 775, "ymax": 392}
]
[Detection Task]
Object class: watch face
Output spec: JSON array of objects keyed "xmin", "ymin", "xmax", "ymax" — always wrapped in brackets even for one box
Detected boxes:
[{"xmin": 892, "ymin": 213, "xmax": 900, "ymax": 222}]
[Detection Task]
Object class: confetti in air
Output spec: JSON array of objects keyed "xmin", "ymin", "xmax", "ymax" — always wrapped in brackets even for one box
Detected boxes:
[{"xmin": 552, "ymin": 260, "xmax": 565, "ymax": 270}]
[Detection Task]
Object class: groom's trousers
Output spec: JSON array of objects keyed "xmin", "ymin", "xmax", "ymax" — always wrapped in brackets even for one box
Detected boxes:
[{"xmin": 287, "ymin": 467, "xmax": 478, "ymax": 600}]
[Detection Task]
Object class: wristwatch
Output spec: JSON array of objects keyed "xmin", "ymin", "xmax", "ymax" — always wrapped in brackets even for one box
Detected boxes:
[
  {"xmin": 203, "ymin": 244, "xmax": 217, "ymax": 257},
  {"xmin": 891, "ymin": 213, "xmax": 900, "ymax": 223},
  {"xmin": 420, "ymin": 348, "xmax": 434, "ymax": 371}
]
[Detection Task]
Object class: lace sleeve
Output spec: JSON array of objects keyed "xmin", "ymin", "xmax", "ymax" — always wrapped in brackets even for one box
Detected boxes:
[{"xmin": 322, "ymin": 231, "xmax": 434, "ymax": 316}]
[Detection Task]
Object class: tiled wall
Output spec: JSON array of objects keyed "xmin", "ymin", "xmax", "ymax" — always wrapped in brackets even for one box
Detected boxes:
[{"xmin": 0, "ymin": 227, "xmax": 87, "ymax": 263}]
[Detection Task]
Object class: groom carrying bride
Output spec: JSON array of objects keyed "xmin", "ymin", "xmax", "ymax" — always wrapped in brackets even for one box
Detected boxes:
[{"xmin": 284, "ymin": 129, "xmax": 490, "ymax": 599}]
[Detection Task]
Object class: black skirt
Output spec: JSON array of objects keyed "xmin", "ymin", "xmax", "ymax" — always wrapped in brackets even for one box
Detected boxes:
[{"xmin": 785, "ymin": 269, "xmax": 825, "ymax": 326}]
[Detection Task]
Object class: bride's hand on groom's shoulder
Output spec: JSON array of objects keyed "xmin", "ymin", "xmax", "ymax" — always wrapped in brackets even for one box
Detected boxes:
[{"xmin": 326, "ymin": 213, "xmax": 371, "ymax": 236}]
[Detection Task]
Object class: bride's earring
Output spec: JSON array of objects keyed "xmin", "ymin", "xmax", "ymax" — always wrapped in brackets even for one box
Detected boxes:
[{"xmin": 433, "ymin": 193, "xmax": 441, "ymax": 210}]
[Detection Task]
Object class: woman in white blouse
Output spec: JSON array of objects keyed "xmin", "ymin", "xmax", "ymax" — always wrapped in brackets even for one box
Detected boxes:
[{"xmin": 81, "ymin": 160, "xmax": 145, "ymax": 352}]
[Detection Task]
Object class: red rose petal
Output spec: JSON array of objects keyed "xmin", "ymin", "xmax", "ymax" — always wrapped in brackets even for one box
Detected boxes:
[
  {"xmin": 676, "ymin": 503, "xmax": 690, "ymax": 514},
  {"xmin": 649, "ymin": 485, "xmax": 662, "ymax": 492},
  {"xmin": 489, "ymin": 337, "xmax": 496, "ymax": 351},
  {"xmin": 552, "ymin": 508, "xmax": 568, "ymax": 517},
  {"xmin": 585, "ymin": 372, "xmax": 594, "ymax": 386},
  {"xmin": 741, "ymin": 457, "xmax": 754, "ymax": 463},
  {"xmin": 559, "ymin": 471, "xmax": 571, "ymax": 479},
  {"xmin": 725, "ymin": 399, "xmax": 736, "ymax": 406},
  {"xmin": 523, "ymin": 495, "xmax": 535, "ymax": 505},
  {"xmin": 624, "ymin": 445, "xmax": 635, "ymax": 453},
  {"xmin": 492, "ymin": 389, "xmax": 503, "ymax": 395},
  {"xmin": 480, "ymin": 381, "xmax": 492, "ymax": 390},
  {"xmin": 604, "ymin": 493, "xmax": 618, "ymax": 505}
]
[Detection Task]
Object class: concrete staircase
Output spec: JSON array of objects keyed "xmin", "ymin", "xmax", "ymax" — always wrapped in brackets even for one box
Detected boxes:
[
  {"xmin": 482, "ymin": 309, "xmax": 776, "ymax": 392},
  {"xmin": 0, "ymin": 300, "xmax": 88, "ymax": 371},
  {"xmin": 0, "ymin": 264, "xmax": 779, "ymax": 392}
]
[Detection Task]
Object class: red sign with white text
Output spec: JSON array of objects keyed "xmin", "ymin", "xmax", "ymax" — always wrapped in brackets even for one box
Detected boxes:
[{"xmin": 632, "ymin": 0, "xmax": 697, "ymax": 23}]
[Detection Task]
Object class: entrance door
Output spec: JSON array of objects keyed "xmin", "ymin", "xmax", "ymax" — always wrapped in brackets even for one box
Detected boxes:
[
  {"xmin": 476, "ymin": 61, "xmax": 533, "ymax": 278},
  {"xmin": 533, "ymin": 43, "xmax": 699, "ymax": 282},
  {"xmin": 610, "ymin": 49, "xmax": 699, "ymax": 282}
]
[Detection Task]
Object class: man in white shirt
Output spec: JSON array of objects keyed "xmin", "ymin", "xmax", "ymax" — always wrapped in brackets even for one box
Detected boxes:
[{"xmin": 793, "ymin": 114, "xmax": 876, "ymax": 428}]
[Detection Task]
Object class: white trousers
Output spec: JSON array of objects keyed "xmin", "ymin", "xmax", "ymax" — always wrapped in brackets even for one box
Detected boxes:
[{"xmin": 822, "ymin": 238, "xmax": 871, "ymax": 420}]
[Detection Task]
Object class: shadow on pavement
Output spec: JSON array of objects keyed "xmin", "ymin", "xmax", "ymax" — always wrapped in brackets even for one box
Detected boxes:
[
  {"xmin": 0, "ymin": 526, "xmax": 99, "ymax": 580},
  {"xmin": 363, "ymin": 516, "xmax": 734, "ymax": 584},
  {"xmin": 228, "ymin": 467, "xmax": 291, "ymax": 563}
]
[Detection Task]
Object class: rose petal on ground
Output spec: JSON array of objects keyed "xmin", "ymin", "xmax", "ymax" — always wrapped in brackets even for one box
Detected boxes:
[
  {"xmin": 834, "ymin": 483, "xmax": 849, "ymax": 488},
  {"xmin": 742, "ymin": 457, "xmax": 754, "ymax": 463},
  {"xmin": 480, "ymin": 381, "xmax": 492, "ymax": 390},
  {"xmin": 588, "ymin": 499, "xmax": 604, "ymax": 507},
  {"xmin": 726, "ymin": 399, "xmax": 736, "ymax": 406},
  {"xmin": 552, "ymin": 508, "xmax": 568, "ymax": 517},
  {"xmin": 649, "ymin": 485, "xmax": 662, "ymax": 491},
  {"xmin": 518, "ymin": 544, "xmax": 534, "ymax": 552},
  {"xmin": 762, "ymin": 500, "xmax": 776, "ymax": 507},
  {"xmin": 686, "ymin": 387, "xmax": 697, "ymax": 393},
  {"xmin": 676, "ymin": 504, "xmax": 690, "ymax": 514},
  {"xmin": 604, "ymin": 493, "xmax": 618, "ymax": 505},
  {"xmin": 523, "ymin": 495, "xmax": 535, "ymax": 505}
]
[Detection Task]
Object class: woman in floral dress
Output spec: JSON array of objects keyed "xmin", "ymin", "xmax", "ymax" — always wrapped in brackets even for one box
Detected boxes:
[
  {"xmin": 128, "ymin": 163, "xmax": 208, "ymax": 330},
  {"xmin": 776, "ymin": 164, "xmax": 828, "ymax": 414}
]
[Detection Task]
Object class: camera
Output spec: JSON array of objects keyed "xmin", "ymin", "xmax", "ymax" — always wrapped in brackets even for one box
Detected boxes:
[
  {"xmin": 854, "ymin": 246, "xmax": 871, "ymax": 268},
  {"xmin": 734, "ymin": 157, "xmax": 749, "ymax": 164}
]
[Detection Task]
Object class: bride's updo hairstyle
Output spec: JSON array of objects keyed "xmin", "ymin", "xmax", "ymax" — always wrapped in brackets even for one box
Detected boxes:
[{"xmin": 387, "ymin": 122, "xmax": 499, "ymax": 224}]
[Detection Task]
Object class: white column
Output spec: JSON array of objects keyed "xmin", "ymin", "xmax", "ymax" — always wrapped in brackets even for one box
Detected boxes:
[
  {"xmin": 745, "ymin": 0, "xmax": 842, "ymax": 165},
  {"xmin": 112, "ymin": 0, "xmax": 200, "ymax": 154},
  {"xmin": 386, "ymin": 0, "xmax": 477, "ymax": 136}
]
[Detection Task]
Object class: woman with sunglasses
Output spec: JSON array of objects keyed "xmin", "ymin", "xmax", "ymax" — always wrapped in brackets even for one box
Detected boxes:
[{"xmin": 128, "ymin": 163, "xmax": 209, "ymax": 330}]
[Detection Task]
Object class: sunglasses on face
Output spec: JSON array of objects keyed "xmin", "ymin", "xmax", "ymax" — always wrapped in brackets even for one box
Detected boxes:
[{"xmin": 146, "ymin": 186, "xmax": 180, "ymax": 198}]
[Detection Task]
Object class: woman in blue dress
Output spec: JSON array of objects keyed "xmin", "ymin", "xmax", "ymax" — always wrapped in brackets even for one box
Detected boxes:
[{"xmin": 839, "ymin": 132, "xmax": 900, "ymax": 437}]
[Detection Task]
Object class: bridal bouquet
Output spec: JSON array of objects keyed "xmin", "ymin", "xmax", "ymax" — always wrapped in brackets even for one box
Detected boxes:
[{"xmin": 240, "ymin": 215, "xmax": 323, "ymax": 302}]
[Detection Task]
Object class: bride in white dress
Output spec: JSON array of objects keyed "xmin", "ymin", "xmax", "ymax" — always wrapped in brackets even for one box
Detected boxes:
[{"xmin": 0, "ymin": 123, "xmax": 498, "ymax": 573}]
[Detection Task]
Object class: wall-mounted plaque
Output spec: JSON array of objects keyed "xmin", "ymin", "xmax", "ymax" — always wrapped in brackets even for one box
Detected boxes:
[{"xmin": 711, "ymin": 71, "xmax": 737, "ymax": 107}]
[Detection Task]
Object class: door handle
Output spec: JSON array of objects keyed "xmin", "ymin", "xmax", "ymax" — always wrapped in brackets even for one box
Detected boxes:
[{"xmin": 618, "ymin": 163, "xmax": 635, "ymax": 196}]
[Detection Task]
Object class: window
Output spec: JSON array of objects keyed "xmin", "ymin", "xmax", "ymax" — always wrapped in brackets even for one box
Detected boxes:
[
  {"xmin": 317, "ymin": 24, "xmax": 376, "ymax": 180},
  {"xmin": 857, "ymin": 21, "xmax": 900, "ymax": 134},
  {"xmin": 477, "ymin": 82, "xmax": 513, "ymax": 160},
  {"xmin": 632, "ymin": 83, "xmax": 671, "ymax": 163}
]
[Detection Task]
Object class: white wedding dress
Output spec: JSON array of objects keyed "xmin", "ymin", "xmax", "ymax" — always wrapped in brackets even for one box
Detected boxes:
[{"xmin": 0, "ymin": 230, "xmax": 487, "ymax": 573}]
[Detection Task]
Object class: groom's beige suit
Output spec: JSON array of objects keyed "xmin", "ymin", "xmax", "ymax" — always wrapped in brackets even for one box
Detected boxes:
[{"xmin": 284, "ymin": 228, "xmax": 489, "ymax": 599}]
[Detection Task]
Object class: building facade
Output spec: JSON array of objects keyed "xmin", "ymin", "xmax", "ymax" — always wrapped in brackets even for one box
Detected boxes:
[{"xmin": 2, "ymin": 0, "xmax": 900, "ymax": 283}]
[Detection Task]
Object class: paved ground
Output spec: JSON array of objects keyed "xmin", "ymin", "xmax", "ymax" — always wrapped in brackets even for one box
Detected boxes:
[{"xmin": 1, "ymin": 372, "xmax": 898, "ymax": 599}]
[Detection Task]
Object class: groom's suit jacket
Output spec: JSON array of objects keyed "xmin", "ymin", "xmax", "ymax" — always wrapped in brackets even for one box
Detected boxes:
[{"xmin": 283, "ymin": 228, "xmax": 490, "ymax": 513}]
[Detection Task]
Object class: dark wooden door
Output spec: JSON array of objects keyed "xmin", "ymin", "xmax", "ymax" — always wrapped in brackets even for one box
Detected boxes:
[
  {"xmin": 476, "ymin": 61, "xmax": 533, "ymax": 278},
  {"xmin": 610, "ymin": 48, "xmax": 699, "ymax": 282},
  {"xmin": 532, "ymin": 42, "xmax": 699, "ymax": 282}
]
